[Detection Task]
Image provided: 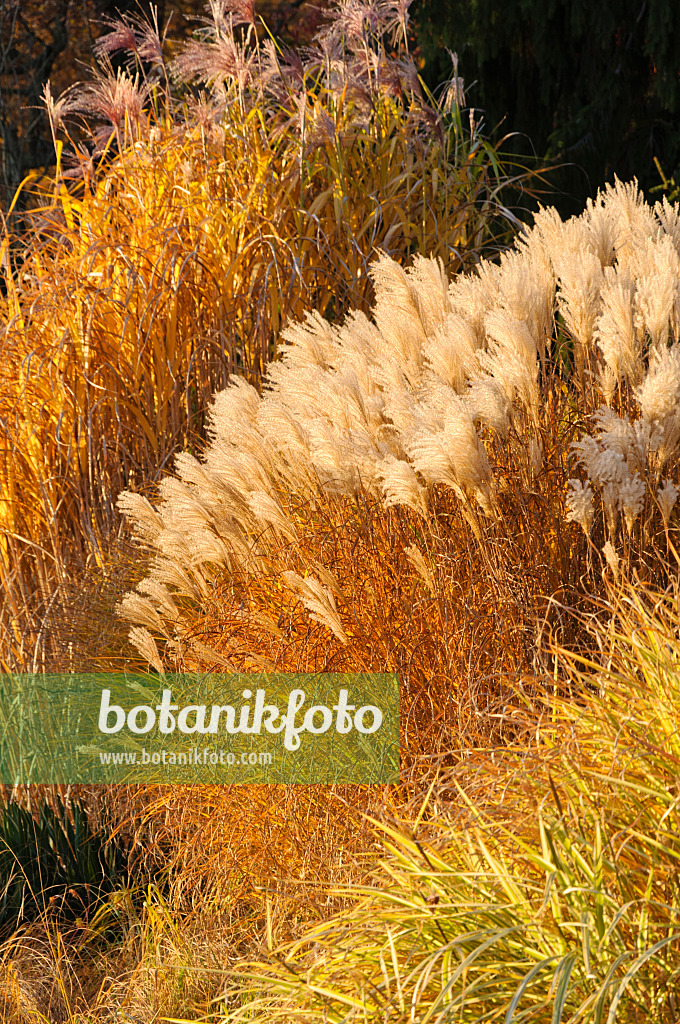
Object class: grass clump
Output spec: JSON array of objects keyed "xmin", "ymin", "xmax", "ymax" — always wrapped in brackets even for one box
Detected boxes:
[
  {"xmin": 8, "ymin": 589, "xmax": 680, "ymax": 1023},
  {"xmin": 101, "ymin": 180, "xmax": 680, "ymax": 1007},
  {"xmin": 116, "ymin": 179, "xmax": 680, "ymax": 750},
  {"xmin": 0, "ymin": 0, "xmax": 525, "ymax": 673}
]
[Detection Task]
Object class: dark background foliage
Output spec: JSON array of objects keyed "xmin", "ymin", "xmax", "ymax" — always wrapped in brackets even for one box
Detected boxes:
[
  {"xmin": 0, "ymin": 797, "xmax": 128, "ymax": 934},
  {"xmin": 415, "ymin": 0, "xmax": 680, "ymax": 214}
]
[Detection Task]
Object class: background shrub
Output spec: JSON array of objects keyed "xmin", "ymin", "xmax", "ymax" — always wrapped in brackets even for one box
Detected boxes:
[{"xmin": 416, "ymin": 0, "xmax": 680, "ymax": 215}]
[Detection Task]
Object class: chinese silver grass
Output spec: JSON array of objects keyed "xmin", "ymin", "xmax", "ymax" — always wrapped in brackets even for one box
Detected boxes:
[
  {"xmin": 572, "ymin": 432, "xmax": 636, "ymax": 538},
  {"xmin": 118, "ymin": 180, "xmax": 680, "ymax": 665},
  {"xmin": 376, "ymin": 456, "xmax": 427, "ymax": 515},
  {"xmin": 403, "ymin": 397, "xmax": 494, "ymax": 512},
  {"xmin": 496, "ymin": 247, "xmax": 555, "ymax": 361},
  {"xmin": 369, "ymin": 258, "xmax": 430, "ymax": 367},
  {"xmin": 399, "ymin": 254, "xmax": 453, "ymax": 337},
  {"xmin": 117, "ymin": 593, "xmax": 169, "ymax": 636},
  {"xmin": 604, "ymin": 177, "xmax": 659, "ymax": 269},
  {"xmin": 479, "ymin": 310, "xmax": 539, "ymax": 426},
  {"xmin": 589, "ymin": 407, "xmax": 650, "ymax": 477},
  {"xmin": 422, "ymin": 314, "xmax": 479, "ymax": 391},
  {"xmin": 602, "ymin": 540, "xmax": 620, "ymax": 578},
  {"xmin": 619, "ymin": 473, "xmax": 646, "ymax": 534},
  {"xmin": 555, "ymin": 250, "xmax": 604, "ymax": 357},
  {"xmin": 281, "ymin": 571, "xmax": 348, "ymax": 643},
  {"xmin": 404, "ymin": 544, "xmax": 435, "ymax": 592},
  {"xmin": 635, "ymin": 345, "xmax": 680, "ymax": 473},
  {"xmin": 145, "ymin": 555, "xmax": 207, "ymax": 604},
  {"xmin": 245, "ymin": 491, "xmax": 298, "ymax": 543},
  {"xmin": 448, "ymin": 258, "xmax": 503, "ymax": 346},
  {"xmin": 635, "ymin": 343, "xmax": 680, "ymax": 426},
  {"xmin": 582, "ymin": 192, "xmax": 619, "ymax": 266},
  {"xmin": 136, "ymin": 579, "xmax": 180, "ymax": 623},
  {"xmin": 116, "ymin": 491, "xmax": 164, "ymax": 547},
  {"xmin": 655, "ymin": 195, "xmax": 680, "ymax": 253},
  {"xmin": 634, "ymin": 234, "xmax": 679, "ymax": 350},
  {"xmin": 465, "ymin": 377, "xmax": 511, "ymax": 437},
  {"xmin": 595, "ymin": 266, "xmax": 638, "ymax": 390},
  {"xmin": 127, "ymin": 626, "xmax": 165, "ymax": 674}
]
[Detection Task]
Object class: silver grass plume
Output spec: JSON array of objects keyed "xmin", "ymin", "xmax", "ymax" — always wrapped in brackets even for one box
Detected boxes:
[
  {"xmin": 657, "ymin": 480, "xmax": 679, "ymax": 527},
  {"xmin": 565, "ymin": 479, "xmax": 594, "ymax": 536},
  {"xmin": 118, "ymin": 181, "xmax": 680, "ymax": 662},
  {"xmin": 281, "ymin": 571, "xmax": 348, "ymax": 643}
]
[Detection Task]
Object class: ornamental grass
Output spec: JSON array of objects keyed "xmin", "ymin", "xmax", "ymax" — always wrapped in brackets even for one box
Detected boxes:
[
  {"xmin": 118, "ymin": 180, "xmax": 680, "ymax": 750},
  {"xmin": 3, "ymin": 582, "xmax": 680, "ymax": 1021},
  {"xmin": 0, "ymin": 0, "xmax": 523, "ymax": 673},
  {"xmin": 3, "ymin": 5, "xmax": 680, "ymax": 1019},
  {"xmin": 216, "ymin": 580, "xmax": 680, "ymax": 1023}
]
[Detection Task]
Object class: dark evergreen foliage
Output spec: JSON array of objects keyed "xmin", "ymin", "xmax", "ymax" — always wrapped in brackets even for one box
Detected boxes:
[
  {"xmin": 415, "ymin": 0, "xmax": 680, "ymax": 213},
  {"xmin": 0, "ymin": 797, "xmax": 128, "ymax": 934}
]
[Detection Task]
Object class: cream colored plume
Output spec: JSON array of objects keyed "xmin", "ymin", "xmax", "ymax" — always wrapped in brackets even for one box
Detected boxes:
[
  {"xmin": 405, "ymin": 544, "xmax": 435, "ymax": 592},
  {"xmin": 281, "ymin": 571, "xmax": 348, "ymax": 643},
  {"xmin": 117, "ymin": 179, "xmax": 680, "ymax": 666}
]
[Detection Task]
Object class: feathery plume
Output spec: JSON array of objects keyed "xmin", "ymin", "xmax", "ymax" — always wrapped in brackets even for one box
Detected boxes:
[
  {"xmin": 635, "ymin": 346, "xmax": 680, "ymax": 427},
  {"xmin": 655, "ymin": 196, "xmax": 680, "ymax": 253},
  {"xmin": 42, "ymin": 81, "xmax": 83, "ymax": 137},
  {"xmin": 117, "ymin": 491, "xmax": 164, "ymax": 545},
  {"xmin": 74, "ymin": 64, "xmax": 150, "ymax": 141},
  {"xmin": 634, "ymin": 235, "xmax": 679, "ymax": 350},
  {"xmin": 618, "ymin": 473, "xmax": 645, "ymax": 534},
  {"xmin": 583, "ymin": 193, "xmax": 618, "ymax": 266},
  {"xmin": 281, "ymin": 571, "xmax": 348, "ymax": 643},
  {"xmin": 555, "ymin": 250, "xmax": 603, "ymax": 357},
  {"xmin": 117, "ymin": 593, "xmax": 168, "ymax": 635},
  {"xmin": 565, "ymin": 479, "xmax": 594, "ymax": 536},
  {"xmin": 441, "ymin": 50, "xmax": 465, "ymax": 112},
  {"xmin": 377, "ymin": 456, "xmax": 427, "ymax": 516},
  {"xmin": 405, "ymin": 544, "xmax": 435, "ymax": 592},
  {"xmin": 595, "ymin": 266, "xmax": 638, "ymax": 387},
  {"xmin": 422, "ymin": 314, "xmax": 478, "ymax": 391},
  {"xmin": 172, "ymin": 33, "xmax": 256, "ymax": 91},
  {"xmin": 602, "ymin": 540, "xmax": 619, "ymax": 578},
  {"xmin": 657, "ymin": 480, "xmax": 679, "ymax": 527},
  {"xmin": 480, "ymin": 310, "xmax": 539, "ymax": 425},
  {"xmin": 128, "ymin": 627, "xmax": 165, "ymax": 674},
  {"xmin": 465, "ymin": 378, "xmax": 511, "ymax": 437},
  {"xmin": 245, "ymin": 491, "xmax": 298, "ymax": 543}
]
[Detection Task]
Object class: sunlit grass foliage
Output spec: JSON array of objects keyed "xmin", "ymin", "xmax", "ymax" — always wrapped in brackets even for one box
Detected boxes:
[
  {"xmin": 3, "ymin": 4, "xmax": 680, "ymax": 1018},
  {"xmin": 0, "ymin": 0, "xmax": 523, "ymax": 672},
  {"xmin": 218, "ymin": 581, "xmax": 680, "ymax": 1023},
  {"xmin": 4, "ymin": 583, "xmax": 680, "ymax": 1020},
  {"xmin": 117, "ymin": 181, "xmax": 680, "ymax": 755}
]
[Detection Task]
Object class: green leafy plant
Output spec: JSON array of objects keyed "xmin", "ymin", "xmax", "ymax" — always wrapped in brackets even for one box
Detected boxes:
[{"xmin": 0, "ymin": 795, "xmax": 128, "ymax": 935}]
